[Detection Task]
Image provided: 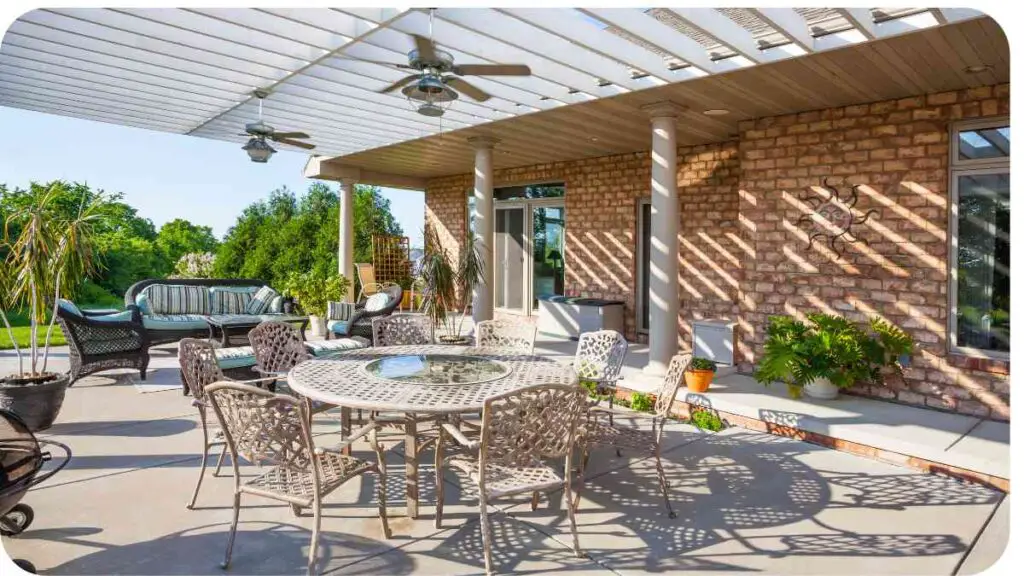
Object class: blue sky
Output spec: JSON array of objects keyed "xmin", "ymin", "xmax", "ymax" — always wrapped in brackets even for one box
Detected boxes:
[{"xmin": 0, "ymin": 106, "xmax": 425, "ymax": 247}]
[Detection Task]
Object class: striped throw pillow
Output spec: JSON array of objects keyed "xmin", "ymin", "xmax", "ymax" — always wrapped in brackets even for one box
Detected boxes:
[
  {"xmin": 145, "ymin": 284, "xmax": 210, "ymax": 315},
  {"xmin": 210, "ymin": 288, "xmax": 255, "ymax": 315},
  {"xmin": 268, "ymin": 295, "xmax": 283, "ymax": 313},
  {"xmin": 245, "ymin": 286, "xmax": 280, "ymax": 315},
  {"xmin": 327, "ymin": 301, "xmax": 355, "ymax": 321}
]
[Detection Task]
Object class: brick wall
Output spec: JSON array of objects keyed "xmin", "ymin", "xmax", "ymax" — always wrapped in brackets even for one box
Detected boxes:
[{"xmin": 423, "ymin": 83, "xmax": 1010, "ymax": 420}]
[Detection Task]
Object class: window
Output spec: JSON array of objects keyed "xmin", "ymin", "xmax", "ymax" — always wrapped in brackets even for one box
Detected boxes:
[{"xmin": 950, "ymin": 119, "xmax": 1009, "ymax": 355}]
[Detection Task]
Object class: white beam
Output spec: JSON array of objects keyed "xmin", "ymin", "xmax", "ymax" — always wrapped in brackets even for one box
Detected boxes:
[
  {"xmin": 499, "ymin": 8, "xmax": 673, "ymax": 83},
  {"xmin": 835, "ymin": 8, "xmax": 876, "ymax": 39},
  {"xmin": 938, "ymin": 8, "xmax": 987, "ymax": 23},
  {"xmin": 751, "ymin": 8, "xmax": 814, "ymax": 53},
  {"xmin": 580, "ymin": 8, "xmax": 712, "ymax": 75},
  {"xmin": 666, "ymin": 8, "xmax": 766, "ymax": 62}
]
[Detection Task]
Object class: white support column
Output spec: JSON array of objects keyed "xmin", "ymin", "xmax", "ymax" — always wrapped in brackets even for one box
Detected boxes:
[
  {"xmin": 338, "ymin": 178, "xmax": 356, "ymax": 303},
  {"xmin": 469, "ymin": 136, "xmax": 499, "ymax": 324},
  {"xmin": 642, "ymin": 102, "xmax": 686, "ymax": 375}
]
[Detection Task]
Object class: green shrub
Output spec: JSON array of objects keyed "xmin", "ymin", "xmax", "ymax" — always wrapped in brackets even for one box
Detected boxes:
[
  {"xmin": 688, "ymin": 357, "xmax": 717, "ymax": 372},
  {"xmin": 629, "ymin": 392, "xmax": 654, "ymax": 413},
  {"xmin": 690, "ymin": 409, "xmax": 724, "ymax": 432},
  {"xmin": 76, "ymin": 281, "xmax": 123, "ymax": 309}
]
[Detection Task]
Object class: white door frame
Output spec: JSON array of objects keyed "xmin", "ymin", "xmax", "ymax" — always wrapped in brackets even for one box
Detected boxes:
[{"xmin": 494, "ymin": 197, "xmax": 566, "ymax": 316}]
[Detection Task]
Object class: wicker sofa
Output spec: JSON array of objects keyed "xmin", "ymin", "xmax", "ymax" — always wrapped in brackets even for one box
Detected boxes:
[{"xmin": 124, "ymin": 278, "xmax": 286, "ymax": 345}]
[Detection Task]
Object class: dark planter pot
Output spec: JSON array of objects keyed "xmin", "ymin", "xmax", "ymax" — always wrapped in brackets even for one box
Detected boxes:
[
  {"xmin": 282, "ymin": 298, "xmax": 296, "ymax": 315},
  {"xmin": 0, "ymin": 372, "xmax": 70, "ymax": 431}
]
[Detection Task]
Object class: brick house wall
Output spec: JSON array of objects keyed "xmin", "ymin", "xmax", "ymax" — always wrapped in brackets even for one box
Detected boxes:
[{"xmin": 423, "ymin": 83, "xmax": 1009, "ymax": 420}]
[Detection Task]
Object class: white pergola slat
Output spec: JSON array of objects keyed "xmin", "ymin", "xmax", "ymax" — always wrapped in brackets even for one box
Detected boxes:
[{"xmin": 0, "ymin": 7, "xmax": 986, "ymax": 162}]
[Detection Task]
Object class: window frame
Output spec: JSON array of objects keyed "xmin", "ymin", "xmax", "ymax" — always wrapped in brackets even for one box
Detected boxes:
[{"xmin": 947, "ymin": 117, "xmax": 1010, "ymax": 359}]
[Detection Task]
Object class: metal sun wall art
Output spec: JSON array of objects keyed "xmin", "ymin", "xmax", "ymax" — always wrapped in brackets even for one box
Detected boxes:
[{"xmin": 795, "ymin": 178, "xmax": 880, "ymax": 256}]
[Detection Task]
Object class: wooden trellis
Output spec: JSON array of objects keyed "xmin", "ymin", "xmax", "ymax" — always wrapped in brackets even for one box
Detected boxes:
[{"xmin": 371, "ymin": 235, "xmax": 411, "ymax": 284}]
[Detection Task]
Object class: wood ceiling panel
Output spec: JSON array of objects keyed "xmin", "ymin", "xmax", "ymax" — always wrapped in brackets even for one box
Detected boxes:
[{"xmin": 325, "ymin": 18, "xmax": 1008, "ymax": 180}]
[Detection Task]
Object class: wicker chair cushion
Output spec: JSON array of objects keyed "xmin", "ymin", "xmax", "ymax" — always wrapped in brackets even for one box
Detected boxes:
[
  {"xmin": 209, "ymin": 286, "xmax": 258, "ymax": 315},
  {"xmin": 365, "ymin": 293, "xmax": 390, "ymax": 312},
  {"xmin": 245, "ymin": 286, "xmax": 280, "ymax": 315},
  {"xmin": 214, "ymin": 346, "xmax": 257, "ymax": 370},
  {"xmin": 303, "ymin": 338, "xmax": 368, "ymax": 357},
  {"xmin": 326, "ymin": 319, "xmax": 351, "ymax": 334},
  {"xmin": 90, "ymin": 310, "xmax": 135, "ymax": 323},
  {"xmin": 142, "ymin": 314, "xmax": 210, "ymax": 331},
  {"xmin": 58, "ymin": 299, "xmax": 83, "ymax": 317},
  {"xmin": 143, "ymin": 284, "xmax": 210, "ymax": 315}
]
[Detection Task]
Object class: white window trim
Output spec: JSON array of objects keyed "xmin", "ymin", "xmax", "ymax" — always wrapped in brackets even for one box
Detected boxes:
[{"xmin": 947, "ymin": 117, "xmax": 1010, "ymax": 359}]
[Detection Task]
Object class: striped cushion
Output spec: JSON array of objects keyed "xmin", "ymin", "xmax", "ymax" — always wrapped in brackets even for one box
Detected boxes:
[
  {"xmin": 210, "ymin": 287, "xmax": 257, "ymax": 315},
  {"xmin": 246, "ymin": 286, "xmax": 279, "ymax": 315},
  {"xmin": 328, "ymin": 301, "xmax": 355, "ymax": 321},
  {"xmin": 143, "ymin": 284, "xmax": 210, "ymax": 315},
  {"xmin": 304, "ymin": 337, "xmax": 368, "ymax": 357}
]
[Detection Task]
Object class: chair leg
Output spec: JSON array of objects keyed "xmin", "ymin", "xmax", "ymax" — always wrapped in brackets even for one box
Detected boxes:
[
  {"xmin": 565, "ymin": 477, "xmax": 582, "ymax": 558},
  {"xmin": 530, "ymin": 491, "xmax": 540, "ymax": 511},
  {"xmin": 213, "ymin": 444, "xmax": 228, "ymax": 477},
  {"xmin": 574, "ymin": 448, "xmax": 590, "ymax": 512},
  {"xmin": 187, "ymin": 423, "xmax": 212, "ymax": 510},
  {"xmin": 220, "ymin": 491, "xmax": 241, "ymax": 569},
  {"xmin": 371, "ymin": 428, "xmax": 392, "ymax": 539},
  {"xmin": 479, "ymin": 495, "xmax": 494, "ymax": 575},
  {"xmin": 654, "ymin": 452, "xmax": 675, "ymax": 519},
  {"xmin": 307, "ymin": 501, "xmax": 322, "ymax": 576},
  {"xmin": 434, "ymin": 435, "xmax": 445, "ymax": 529}
]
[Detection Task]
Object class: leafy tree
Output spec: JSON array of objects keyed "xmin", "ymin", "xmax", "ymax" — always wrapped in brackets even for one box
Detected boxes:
[
  {"xmin": 215, "ymin": 182, "xmax": 403, "ymax": 289},
  {"xmin": 156, "ymin": 218, "xmax": 218, "ymax": 264}
]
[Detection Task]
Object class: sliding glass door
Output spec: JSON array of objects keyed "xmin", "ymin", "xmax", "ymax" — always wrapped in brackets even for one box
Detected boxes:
[{"xmin": 494, "ymin": 206, "xmax": 526, "ymax": 312}]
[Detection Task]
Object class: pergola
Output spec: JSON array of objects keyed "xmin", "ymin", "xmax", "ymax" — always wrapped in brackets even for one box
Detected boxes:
[{"xmin": 0, "ymin": 7, "xmax": 1003, "ymax": 372}]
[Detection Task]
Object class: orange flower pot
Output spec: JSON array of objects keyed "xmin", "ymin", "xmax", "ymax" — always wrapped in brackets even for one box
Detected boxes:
[{"xmin": 684, "ymin": 369, "xmax": 714, "ymax": 393}]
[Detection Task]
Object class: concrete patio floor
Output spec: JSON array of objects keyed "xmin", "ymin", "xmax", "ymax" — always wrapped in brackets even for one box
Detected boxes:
[{"xmin": 1, "ymin": 343, "xmax": 1009, "ymax": 574}]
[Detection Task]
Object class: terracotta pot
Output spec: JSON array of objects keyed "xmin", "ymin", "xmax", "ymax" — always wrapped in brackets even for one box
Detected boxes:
[
  {"xmin": 684, "ymin": 369, "xmax": 714, "ymax": 393},
  {"xmin": 0, "ymin": 372, "xmax": 70, "ymax": 431}
]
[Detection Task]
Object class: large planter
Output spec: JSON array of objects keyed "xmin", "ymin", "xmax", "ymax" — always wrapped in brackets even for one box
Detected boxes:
[
  {"xmin": 684, "ymin": 369, "xmax": 714, "ymax": 393},
  {"xmin": 0, "ymin": 372, "xmax": 70, "ymax": 431},
  {"xmin": 309, "ymin": 315, "xmax": 327, "ymax": 338},
  {"xmin": 804, "ymin": 376, "xmax": 840, "ymax": 400},
  {"xmin": 400, "ymin": 290, "xmax": 412, "ymax": 311}
]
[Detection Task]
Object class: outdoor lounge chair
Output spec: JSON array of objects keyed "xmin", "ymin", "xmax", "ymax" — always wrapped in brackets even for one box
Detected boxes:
[
  {"xmin": 325, "ymin": 285, "xmax": 403, "ymax": 341},
  {"xmin": 55, "ymin": 299, "xmax": 150, "ymax": 384}
]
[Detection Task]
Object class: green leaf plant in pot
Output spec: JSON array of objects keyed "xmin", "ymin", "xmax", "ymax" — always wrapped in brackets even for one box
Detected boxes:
[
  {"xmin": 282, "ymin": 270, "xmax": 349, "ymax": 338},
  {"xmin": 684, "ymin": 357, "xmax": 717, "ymax": 393},
  {"xmin": 0, "ymin": 184, "xmax": 105, "ymax": 430},
  {"xmin": 420, "ymin": 225, "xmax": 484, "ymax": 345}
]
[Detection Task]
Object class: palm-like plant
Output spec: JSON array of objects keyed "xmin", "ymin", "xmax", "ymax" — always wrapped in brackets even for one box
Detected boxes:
[
  {"xmin": 2, "ymin": 183, "xmax": 105, "ymax": 380},
  {"xmin": 420, "ymin": 225, "xmax": 485, "ymax": 341}
]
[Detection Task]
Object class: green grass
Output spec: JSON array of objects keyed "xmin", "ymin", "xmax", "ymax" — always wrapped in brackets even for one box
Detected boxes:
[
  {"xmin": 689, "ymin": 409, "xmax": 725, "ymax": 432},
  {"xmin": 1, "ymin": 301, "xmax": 121, "ymax": 351}
]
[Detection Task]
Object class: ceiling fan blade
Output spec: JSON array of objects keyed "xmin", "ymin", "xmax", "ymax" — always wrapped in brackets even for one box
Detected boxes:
[
  {"xmin": 453, "ymin": 64, "xmax": 531, "ymax": 76},
  {"xmin": 344, "ymin": 57, "xmax": 415, "ymax": 70},
  {"xmin": 379, "ymin": 74, "xmax": 422, "ymax": 94},
  {"xmin": 276, "ymin": 138, "xmax": 316, "ymax": 150},
  {"xmin": 271, "ymin": 131, "xmax": 309, "ymax": 139},
  {"xmin": 412, "ymin": 33, "xmax": 438, "ymax": 62},
  {"xmin": 444, "ymin": 77, "xmax": 491, "ymax": 102}
]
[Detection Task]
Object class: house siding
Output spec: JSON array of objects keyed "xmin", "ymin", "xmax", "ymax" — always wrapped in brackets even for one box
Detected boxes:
[{"xmin": 423, "ymin": 83, "xmax": 1010, "ymax": 420}]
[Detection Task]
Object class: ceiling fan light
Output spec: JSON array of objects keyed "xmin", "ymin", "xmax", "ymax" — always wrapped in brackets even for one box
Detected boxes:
[
  {"xmin": 242, "ymin": 137, "xmax": 276, "ymax": 163},
  {"xmin": 417, "ymin": 103, "xmax": 446, "ymax": 117}
]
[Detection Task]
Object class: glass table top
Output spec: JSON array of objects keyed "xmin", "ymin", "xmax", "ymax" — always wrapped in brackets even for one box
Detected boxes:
[{"xmin": 363, "ymin": 354, "xmax": 511, "ymax": 386}]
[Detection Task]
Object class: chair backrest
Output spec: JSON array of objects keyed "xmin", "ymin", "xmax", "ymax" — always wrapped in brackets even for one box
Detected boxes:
[
  {"xmin": 655, "ymin": 353, "xmax": 692, "ymax": 418},
  {"xmin": 205, "ymin": 381, "xmax": 314, "ymax": 473},
  {"xmin": 178, "ymin": 338, "xmax": 225, "ymax": 402},
  {"xmin": 248, "ymin": 321, "xmax": 312, "ymax": 374},
  {"xmin": 356, "ymin": 264, "xmax": 376, "ymax": 293},
  {"xmin": 475, "ymin": 320, "xmax": 537, "ymax": 354},
  {"xmin": 574, "ymin": 330, "xmax": 628, "ymax": 383},
  {"xmin": 371, "ymin": 314, "xmax": 433, "ymax": 346},
  {"xmin": 479, "ymin": 384, "xmax": 588, "ymax": 469}
]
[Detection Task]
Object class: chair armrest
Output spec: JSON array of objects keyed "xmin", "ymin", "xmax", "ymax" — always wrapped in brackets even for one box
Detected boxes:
[
  {"xmin": 441, "ymin": 422, "xmax": 480, "ymax": 450},
  {"xmin": 81, "ymin": 308, "xmax": 121, "ymax": 317}
]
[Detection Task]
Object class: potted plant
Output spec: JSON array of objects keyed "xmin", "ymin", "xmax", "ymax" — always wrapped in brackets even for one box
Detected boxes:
[
  {"xmin": 282, "ymin": 270, "xmax": 349, "ymax": 338},
  {"xmin": 684, "ymin": 357, "xmax": 717, "ymax": 393},
  {"xmin": 421, "ymin": 226, "xmax": 484, "ymax": 345},
  {"xmin": 1, "ymin": 185, "xmax": 105, "ymax": 430}
]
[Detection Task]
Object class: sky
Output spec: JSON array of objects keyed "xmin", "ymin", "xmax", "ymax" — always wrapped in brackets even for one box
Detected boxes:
[{"xmin": 0, "ymin": 106, "xmax": 425, "ymax": 247}]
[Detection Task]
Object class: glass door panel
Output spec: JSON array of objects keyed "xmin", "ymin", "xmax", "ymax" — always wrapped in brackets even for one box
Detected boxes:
[
  {"xmin": 532, "ymin": 205, "xmax": 565, "ymax": 307},
  {"xmin": 495, "ymin": 207, "xmax": 526, "ymax": 312},
  {"xmin": 638, "ymin": 201, "xmax": 652, "ymax": 333}
]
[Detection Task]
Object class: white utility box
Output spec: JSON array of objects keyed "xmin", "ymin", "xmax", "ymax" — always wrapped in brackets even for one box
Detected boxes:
[
  {"xmin": 692, "ymin": 319, "xmax": 736, "ymax": 366},
  {"xmin": 537, "ymin": 296, "xmax": 625, "ymax": 339}
]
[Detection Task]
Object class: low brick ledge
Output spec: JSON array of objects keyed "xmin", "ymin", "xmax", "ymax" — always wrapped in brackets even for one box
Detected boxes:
[{"xmin": 607, "ymin": 385, "xmax": 1010, "ymax": 494}]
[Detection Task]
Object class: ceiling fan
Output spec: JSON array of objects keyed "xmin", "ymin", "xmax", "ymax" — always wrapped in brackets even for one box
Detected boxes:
[
  {"xmin": 356, "ymin": 9, "xmax": 532, "ymax": 116},
  {"xmin": 239, "ymin": 90, "xmax": 315, "ymax": 163}
]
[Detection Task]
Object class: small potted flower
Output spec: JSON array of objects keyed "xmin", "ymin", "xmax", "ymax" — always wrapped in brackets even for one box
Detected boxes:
[{"xmin": 684, "ymin": 357, "xmax": 717, "ymax": 393}]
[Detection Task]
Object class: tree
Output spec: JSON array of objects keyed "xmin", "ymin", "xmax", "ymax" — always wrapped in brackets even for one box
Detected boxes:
[
  {"xmin": 156, "ymin": 218, "xmax": 218, "ymax": 264},
  {"xmin": 215, "ymin": 182, "xmax": 404, "ymax": 289}
]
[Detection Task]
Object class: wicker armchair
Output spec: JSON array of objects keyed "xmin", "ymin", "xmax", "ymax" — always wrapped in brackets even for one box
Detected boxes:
[
  {"xmin": 327, "ymin": 285, "xmax": 404, "ymax": 341},
  {"xmin": 55, "ymin": 301, "xmax": 149, "ymax": 384},
  {"xmin": 205, "ymin": 381, "xmax": 391, "ymax": 574},
  {"xmin": 435, "ymin": 384, "xmax": 588, "ymax": 574},
  {"xmin": 475, "ymin": 320, "xmax": 537, "ymax": 354},
  {"xmin": 581, "ymin": 353, "xmax": 691, "ymax": 518},
  {"xmin": 371, "ymin": 314, "xmax": 433, "ymax": 347}
]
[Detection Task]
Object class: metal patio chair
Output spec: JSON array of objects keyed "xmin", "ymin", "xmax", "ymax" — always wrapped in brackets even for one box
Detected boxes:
[
  {"xmin": 474, "ymin": 320, "xmax": 537, "ymax": 354},
  {"xmin": 206, "ymin": 381, "xmax": 391, "ymax": 575},
  {"xmin": 434, "ymin": 383, "xmax": 588, "ymax": 575},
  {"xmin": 573, "ymin": 330, "xmax": 628, "ymax": 420},
  {"xmin": 371, "ymin": 314, "xmax": 433, "ymax": 346},
  {"xmin": 580, "ymin": 352, "xmax": 691, "ymax": 518}
]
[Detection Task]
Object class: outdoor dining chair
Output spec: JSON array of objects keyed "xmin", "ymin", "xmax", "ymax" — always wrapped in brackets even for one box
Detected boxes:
[
  {"xmin": 205, "ymin": 381, "xmax": 391, "ymax": 575},
  {"xmin": 474, "ymin": 320, "xmax": 537, "ymax": 354},
  {"xmin": 248, "ymin": 321, "xmax": 335, "ymax": 417},
  {"xmin": 434, "ymin": 383, "xmax": 588, "ymax": 575},
  {"xmin": 573, "ymin": 330, "xmax": 629, "ymax": 421},
  {"xmin": 371, "ymin": 314, "xmax": 433, "ymax": 346},
  {"xmin": 580, "ymin": 352, "xmax": 691, "ymax": 518}
]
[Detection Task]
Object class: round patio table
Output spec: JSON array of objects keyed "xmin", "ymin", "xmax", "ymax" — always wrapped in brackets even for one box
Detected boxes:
[{"xmin": 287, "ymin": 344, "xmax": 578, "ymax": 518}]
